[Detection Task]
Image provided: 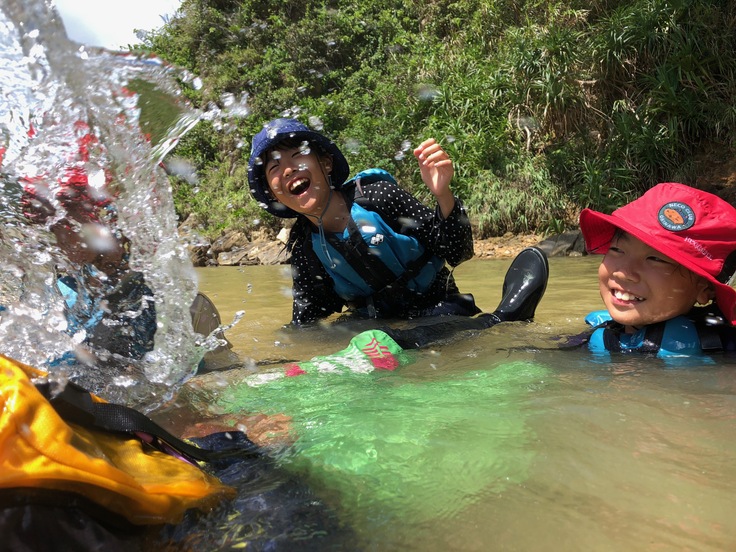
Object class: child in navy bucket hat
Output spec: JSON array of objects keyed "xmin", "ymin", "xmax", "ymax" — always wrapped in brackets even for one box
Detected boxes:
[
  {"xmin": 247, "ymin": 118, "xmax": 549, "ymax": 327},
  {"xmin": 578, "ymin": 182, "xmax": 736, "ymax": 357}
]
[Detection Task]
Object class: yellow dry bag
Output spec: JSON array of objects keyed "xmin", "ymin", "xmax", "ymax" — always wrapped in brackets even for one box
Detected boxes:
[{"xmin": 0, "ymin": 354, "xmax": 235, "ymax": 525}]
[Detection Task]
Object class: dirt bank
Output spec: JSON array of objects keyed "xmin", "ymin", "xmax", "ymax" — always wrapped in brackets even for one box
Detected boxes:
[{"xmin": 472, "ymin": 233, "xmax": 546, "ymax": 259}]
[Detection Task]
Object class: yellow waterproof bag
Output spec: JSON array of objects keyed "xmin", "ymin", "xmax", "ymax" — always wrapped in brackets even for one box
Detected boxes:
[{"xmin": 0, "ymin": 354, "xmax": 235, "ymax": 525}]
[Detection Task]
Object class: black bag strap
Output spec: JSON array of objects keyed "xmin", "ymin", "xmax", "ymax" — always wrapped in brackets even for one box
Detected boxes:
[
  {"xmin": 38, "ymin": 380, "xmax": 258, "ymax": 463},
  {"xmin": 326, "ymin": 218, "xmax": 435, "ymax": 304},
  {"xmin": 689, "ymin": 306, "xmax": 732, "ymax": 352},
  {"xmin": 698, "ymin": 328, "xmax": 724, "ymax": 351}
]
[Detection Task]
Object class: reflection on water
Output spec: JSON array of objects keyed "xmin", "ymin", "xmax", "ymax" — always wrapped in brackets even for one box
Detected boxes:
[{"xmin": 183, "ymin": 258, "xmax": 736, "ymax": 551}]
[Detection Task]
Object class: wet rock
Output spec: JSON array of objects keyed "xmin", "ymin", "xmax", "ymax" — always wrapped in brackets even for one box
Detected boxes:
[
  {"xmin": 183, "ymin": 222, "xmax": 589, "ymax": 267},
  {"xmin": 189, "ymin": 245, "xmax": 211, "ymax": 267},
  {"xmin": 247, "ymin": 240, "xmax": 288, "ymax": 265},
  {"xmin": 217, "ymin": 248, "xmax": 250, "ymax": 266},
  {"xmin": 178, "ymin": 213, "xmax": 214, "ymax": 266},
  {"xmin": 211, "ymin": 231, "xmax": 249, "ymax": 256},
  {"xmin": 537, "ymin": 230, "xmax": 585, "ymax": 257}
]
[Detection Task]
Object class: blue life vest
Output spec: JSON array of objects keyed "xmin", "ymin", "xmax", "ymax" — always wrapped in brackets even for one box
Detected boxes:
[
  {"xmin": 56, "ymin": 269, "xmax": 156, "ymax": 360},
  {"xmin": 57, "ymin": 275, "xmax": 106, "ymax": 335},
  {"xmin": 585, "ymin": 310, "xmax": 706, "ymax": 358},
  {"xmin": 312, "ymin": 202, "xmax": 445, "ymax": 303}
]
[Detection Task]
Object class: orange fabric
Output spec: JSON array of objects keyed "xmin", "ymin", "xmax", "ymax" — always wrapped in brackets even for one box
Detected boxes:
[{"xmin": 0, "ymin": 354, "xmax": 234, "ymax": 524}]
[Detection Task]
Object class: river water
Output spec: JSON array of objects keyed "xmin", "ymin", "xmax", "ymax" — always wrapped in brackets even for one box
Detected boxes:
[{"xmin": 173, "ymin": 258, "xmax": 736, "ymax": 551}]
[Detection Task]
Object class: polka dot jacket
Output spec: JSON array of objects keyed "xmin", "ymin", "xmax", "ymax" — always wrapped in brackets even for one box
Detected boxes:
[{"xmin": 286, "ymin": 179, "xmax": 475, "ymax": 324}]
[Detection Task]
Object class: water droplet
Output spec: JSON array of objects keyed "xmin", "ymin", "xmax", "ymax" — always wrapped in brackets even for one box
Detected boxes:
[
  {"xmin": 221, "ymin": 93, "xmax": 236, "ymax": 107},
  {"xmin": 416, "ymin": 85, "xmax": 440, "ymax": 101},
  {"xmin": 345, "ymin": 138, "xmax": 361, "ymax": 155}
]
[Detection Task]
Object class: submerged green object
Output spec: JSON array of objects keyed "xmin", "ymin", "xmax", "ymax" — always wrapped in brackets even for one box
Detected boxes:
[{"xmin": 218, "ymin": 329, "xmax": 548, "ymax": 525}]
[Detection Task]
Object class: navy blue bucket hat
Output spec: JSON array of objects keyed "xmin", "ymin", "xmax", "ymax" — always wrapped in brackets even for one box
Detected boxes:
[{"xmin": 248, "ymin": 118, "xmax": 350, "ymax": 218}]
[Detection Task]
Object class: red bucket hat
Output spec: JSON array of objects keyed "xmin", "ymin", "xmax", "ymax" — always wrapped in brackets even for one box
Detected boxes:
[{"xmin": 579, "ymin": 182, "xmax": 736, "ymax": 325}]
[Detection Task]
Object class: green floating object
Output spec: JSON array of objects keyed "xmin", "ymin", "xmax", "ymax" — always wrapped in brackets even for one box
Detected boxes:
[{"xmin": 218, "ymin": 329, "xmax": 548, "ymax": 525}]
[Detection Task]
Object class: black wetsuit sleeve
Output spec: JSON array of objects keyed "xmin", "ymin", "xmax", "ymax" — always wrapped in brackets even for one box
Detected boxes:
[
  {"xmin": 289, "ymin": 237, "xmax": 345, "ymax": 325},
  {"xmin": 359, "ymin": 180, "xmax": 474, "ymax": 266}
]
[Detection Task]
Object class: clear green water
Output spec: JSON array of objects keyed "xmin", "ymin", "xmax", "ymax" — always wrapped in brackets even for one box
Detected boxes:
[{"xmin": 167, "ymin": 258, "xmax": 736, "ymax": 551}]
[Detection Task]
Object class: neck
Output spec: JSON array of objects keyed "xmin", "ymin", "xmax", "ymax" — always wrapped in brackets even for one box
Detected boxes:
[{"xmin": 307, "ymin": 190, "xmax": 350, "ymax": 232}]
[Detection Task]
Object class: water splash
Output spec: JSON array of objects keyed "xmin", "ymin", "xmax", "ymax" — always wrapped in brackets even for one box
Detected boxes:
[{"xmin": 0, "ymin": 1, "xmax": 210, "ymax": 408}]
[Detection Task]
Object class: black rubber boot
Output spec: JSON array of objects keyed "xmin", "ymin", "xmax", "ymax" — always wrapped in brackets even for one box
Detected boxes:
[
  {"xmin": 379, "ymin": 247, "xmax": 549, "ymax": 348},
  {"xmin": 487, "ymin": 246, "xmax": 549, "ymax": 323}
]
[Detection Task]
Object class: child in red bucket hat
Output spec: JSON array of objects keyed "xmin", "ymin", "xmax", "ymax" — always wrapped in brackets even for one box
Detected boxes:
[{"xmin": 578, "ymin": 182, "xmax": 736, "ymax": 357}]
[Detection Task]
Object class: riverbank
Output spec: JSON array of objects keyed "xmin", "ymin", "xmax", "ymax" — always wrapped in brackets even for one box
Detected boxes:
[
  {"xmin": 472, "ymin": 233, "xmax": 547, "ymax": 259},
  {"xmin": 181, "ymin": 157, "xmax": 735, "ymax": 267},
  {"xmin": 181, "ymin": 222, "xmax": 581, "ymax": 267}
]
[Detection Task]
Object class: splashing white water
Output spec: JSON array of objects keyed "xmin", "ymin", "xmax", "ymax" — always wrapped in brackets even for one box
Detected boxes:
[{"xmin": 0, "ymin": 0, "xmax": 213, "ymax": 408}]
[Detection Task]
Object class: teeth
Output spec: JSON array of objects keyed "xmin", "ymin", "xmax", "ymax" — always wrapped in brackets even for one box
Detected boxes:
[
  {"xmin": 613, "ymin": 289, "xmax": 643, "ymax": 301},
  {"xmin": 288, "ymin": 178, "xmax": 309, "ymax": 194}
]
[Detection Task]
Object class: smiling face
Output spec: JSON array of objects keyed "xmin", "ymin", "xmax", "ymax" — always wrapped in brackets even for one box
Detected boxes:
[
  {"xmin": 598, "ymin": 231, "xmax": 714, "ymax": 332},
  {"xmin": 264, "ymin": 141, "xmax": 333, "ymax": 217}
]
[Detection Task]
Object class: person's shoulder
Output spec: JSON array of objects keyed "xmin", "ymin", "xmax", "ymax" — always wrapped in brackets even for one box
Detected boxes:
[
  {"xmin": 344, "ymin": 168, "xmax": 399, "ymax": 196},
  {"xmin": 348, "ymin": 168, "xmax": 397, "ymax": 187},
  {"xmin": 688, "ymin": 305, "xmax": 736, "ymax": 351},
  {"xmin": 584, "ymin": 310, "xmax": 611, "ymax": 327}
]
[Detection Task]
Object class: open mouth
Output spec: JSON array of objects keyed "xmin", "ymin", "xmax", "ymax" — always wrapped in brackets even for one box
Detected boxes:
[
  {"xmin": 612, "ymin": 289, "xmax": 644, "ymax": 302},
  {"xmin": 287, "ymin": 177, "xmax": 310, "ymax": 195}
]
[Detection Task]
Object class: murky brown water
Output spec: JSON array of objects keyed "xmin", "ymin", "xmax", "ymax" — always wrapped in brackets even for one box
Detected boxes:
[
  {"xmin": 196, "ymin": 257, "xmax": 602, "ymax": 361},
  {"xmin": 185, "ymin": 257, "xmax": 736, "ymax": 551}
]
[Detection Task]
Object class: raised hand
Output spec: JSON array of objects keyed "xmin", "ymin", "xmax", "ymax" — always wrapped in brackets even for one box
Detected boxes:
[{"xmin": 413, "ymin": 138, "xmax": 455, "ymax": 218}]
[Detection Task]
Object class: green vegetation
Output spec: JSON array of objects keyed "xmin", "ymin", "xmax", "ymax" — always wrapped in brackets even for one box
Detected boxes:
[{"xmin": 141, "ymin": 0, "xmax": 736, "ymax": 239}]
